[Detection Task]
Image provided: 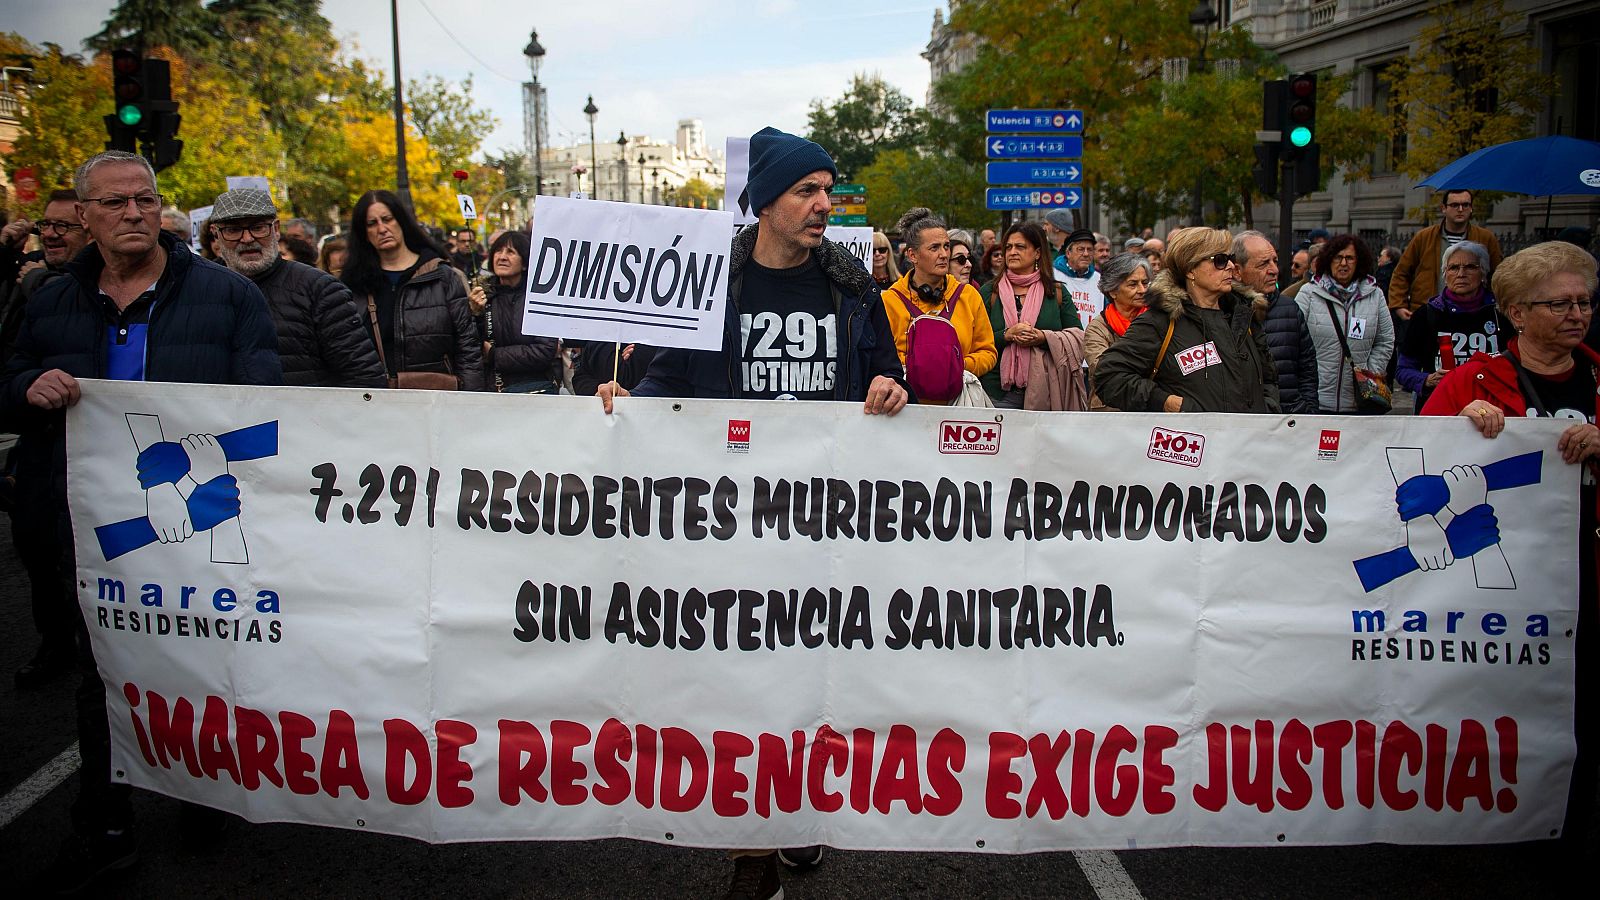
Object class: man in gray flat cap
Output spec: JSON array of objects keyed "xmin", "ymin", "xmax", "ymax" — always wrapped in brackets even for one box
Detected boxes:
[{"xmin": 210, "ymin": 188, "xmax": 384, "ymax": 387}]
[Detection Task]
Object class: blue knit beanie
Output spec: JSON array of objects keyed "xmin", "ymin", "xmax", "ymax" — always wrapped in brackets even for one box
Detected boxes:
[{"xmin": 740, "ymin": 126, "xmax": 838, "ymax": 217}]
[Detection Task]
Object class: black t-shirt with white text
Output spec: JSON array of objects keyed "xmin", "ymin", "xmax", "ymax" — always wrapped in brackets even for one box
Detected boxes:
[
  {"xmin": 1522, "ymin": 362, "xmax": 1596, "ymax": 424},
  {"xmin": 738, "ymin": 256, "xmax": 838, "ymax": 400}
]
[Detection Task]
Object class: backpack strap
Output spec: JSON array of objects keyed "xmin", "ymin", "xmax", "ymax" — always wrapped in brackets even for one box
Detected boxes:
[{"xmin": 1150, "ymin": 314, "xmax": 1177, "ymax": 379}]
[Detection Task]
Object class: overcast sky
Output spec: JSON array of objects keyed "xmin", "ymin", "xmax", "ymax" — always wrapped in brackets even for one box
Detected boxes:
[{"xmin": 6, "ymin": 0, "xmax": 936, "ymax": 160}]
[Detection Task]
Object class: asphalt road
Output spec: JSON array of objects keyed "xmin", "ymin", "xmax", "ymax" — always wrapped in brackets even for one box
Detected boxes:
[{"xmin": 2, "ymin": 403, "xmax": 1593, "ymax": 897}]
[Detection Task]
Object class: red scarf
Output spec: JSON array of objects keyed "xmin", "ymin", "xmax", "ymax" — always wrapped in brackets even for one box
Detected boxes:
[{"xmin": 1102, "ymin": 302, "xmax": 1144, "ymax": 337}]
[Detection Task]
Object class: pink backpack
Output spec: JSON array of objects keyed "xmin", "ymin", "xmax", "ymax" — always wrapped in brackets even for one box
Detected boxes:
[{"xmin": 895, "ymin": 289, "xmax": 964, "ymax": 403}]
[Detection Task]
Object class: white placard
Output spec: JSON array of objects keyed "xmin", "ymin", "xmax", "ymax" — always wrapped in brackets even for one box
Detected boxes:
[
  {"xmin": 186, "ymin": 205, "xmax": 213, "ymax": 252},
  {"xmin": 824, "ymin": 225, "xmax": 873, "ymax": 272},
  {"xmin": 67, "ymin": 381, "xmax": 1579, "ymax": 851},
  {"xmin": 724, "ymin": 137, "xmax": 756, "ymax": 226},
  {"xmin": 226, "ymin": 175, "xmax": 270, "ymax": 192},
  {"xmin": 457, "ymin": 194, "xmax": 477, "ymax": 220},
  {"xmin": 523, "ymin": 196, "xmax": 734, "ymax": 351}
]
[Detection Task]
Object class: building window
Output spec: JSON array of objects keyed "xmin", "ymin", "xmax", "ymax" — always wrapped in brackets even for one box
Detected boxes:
[
  {"xmin": 1549, "ymin": 10, "xmax": 1599, "ymax": 140},
  {"xmin": 1368, "ymin": 63, "xmax": 1406, "ymax": 174}
]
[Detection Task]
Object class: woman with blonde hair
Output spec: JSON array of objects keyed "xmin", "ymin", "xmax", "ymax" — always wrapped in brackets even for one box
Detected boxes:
[
  {"xmin": 1094, "ymin": 227, "xmax": 1278, "ymax": 413},
  {"xmin": 871, "ymin": 230, "xmax": 899, "ymax": 290}
]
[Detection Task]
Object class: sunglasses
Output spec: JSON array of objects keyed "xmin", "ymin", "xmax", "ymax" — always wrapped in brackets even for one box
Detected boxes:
[
  {"xmin": 951, "ymin": 254, "xmax": 972, "ymax": 265},
  {"xmin": 1205, "ymin": 252, "xmax": 1238, "ymax": 269}
]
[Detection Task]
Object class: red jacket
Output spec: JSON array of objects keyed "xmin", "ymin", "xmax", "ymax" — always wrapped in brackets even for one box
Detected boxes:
[{"xmin": 1420, "ymin": 338, "xmax": 1600, "ymax": 419}]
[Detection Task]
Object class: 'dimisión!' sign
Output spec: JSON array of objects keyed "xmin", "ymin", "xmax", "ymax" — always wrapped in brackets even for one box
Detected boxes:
[{"xmin": 522, "ymin": 196, "xmax": 735, "ymax": 351}]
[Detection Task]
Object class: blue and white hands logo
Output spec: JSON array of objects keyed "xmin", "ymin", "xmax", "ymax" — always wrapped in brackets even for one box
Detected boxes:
[
  {"xmin": 1353, "ymin": 448, "xmax": 1542, "ymax": 593},
  {"xmin": 94, "ymin": 413, "xmax": 278, "ymax": 563}
]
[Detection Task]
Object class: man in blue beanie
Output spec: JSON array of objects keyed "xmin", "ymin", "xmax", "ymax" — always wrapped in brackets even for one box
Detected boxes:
[
  {"xmin": 599, "ymin": 127, "xmax": 906, "ymax": 898},
  {"xmin": 600, "ymin": 127, "xmax": 907, "ymax": 413}
]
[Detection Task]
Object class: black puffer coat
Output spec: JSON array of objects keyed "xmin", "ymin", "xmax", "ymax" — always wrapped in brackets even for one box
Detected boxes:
[
  {"xmin": 355, "ymin": 255, "xmax": 484, "ymax": 391},
  {"xmin": 1257, "ymin": 290, "xmax": 1320, "ymax": 414},
  {"xmin": 475, "ymin": 281, "xmax": 559, "ymax": 391},
  {"xmin": 1093, "ymin": 269, "xmax": 1279, "ymax": 413},
  {"xmin": 251, "ymin": 257, "xmax": 386, "ymax": 387}
]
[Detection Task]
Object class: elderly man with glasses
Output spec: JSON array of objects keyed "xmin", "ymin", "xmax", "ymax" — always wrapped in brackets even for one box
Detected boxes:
[
  {"xmin": 1, "ymin": 150, "xmax": 282, "ymax": 895},
  {"xmin": 209, "ymin": 189, "xmax": 385, "ymax": 388}
]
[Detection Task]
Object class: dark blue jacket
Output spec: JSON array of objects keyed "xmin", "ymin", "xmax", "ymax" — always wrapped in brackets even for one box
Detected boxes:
[
  {"xmin": 633, "ymin": 224, "xmax": 907, "ymax": 401},
  {"xmin": 1, "ymin": 233, "xmax": 281, "ymax": 544},
  {"xmin": 1259, "ymin": 289, "xmax": 1320, "ymax": 414}
]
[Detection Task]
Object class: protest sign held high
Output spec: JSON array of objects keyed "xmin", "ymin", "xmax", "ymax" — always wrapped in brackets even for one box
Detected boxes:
[
  {"xmin": 522, "ymin": 196, "xmax": 735, "ymax": 351},
  {"xmin": 69, "ymin": 381, "xmax": 1577, "ymax": 849}
]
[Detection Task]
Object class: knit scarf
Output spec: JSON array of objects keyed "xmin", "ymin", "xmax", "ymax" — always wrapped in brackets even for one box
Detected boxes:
[
  {"xmin": 1313, "ymin": 272, "xmax": 1378, "ymax": 305},
  {"xmin": 1442, "ymin": 286, "xmax": 1489, "ymax": 313},
  {"xmin": 1102, "ymin": 302, "xmax": 1144, "ymax": 337},
  {"xmin": 997, "ymin": 269, "xmax": 1045, "ymax": 389}
]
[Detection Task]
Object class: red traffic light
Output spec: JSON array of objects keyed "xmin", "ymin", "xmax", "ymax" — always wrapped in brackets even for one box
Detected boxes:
[{"xmin": 112, "ymin": 49, "xmax": 140, "ymax": 75}]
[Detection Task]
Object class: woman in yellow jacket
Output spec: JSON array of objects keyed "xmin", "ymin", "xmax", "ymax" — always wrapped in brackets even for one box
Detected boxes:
[{"xmin": 882, "ymin": 207, "xmax": 997, "ymax": 403}]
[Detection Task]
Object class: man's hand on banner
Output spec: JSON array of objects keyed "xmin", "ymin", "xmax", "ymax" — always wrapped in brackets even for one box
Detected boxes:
[
  {"xmin": 146, "ymin": 482, "xmax": 193, "ymax": 544},
  {"xmin": 187, "ymin": 475, "xmax": 241, "ymax": 532},
  {"xmin": 136, "ymin": 440, "xmax": 190, "ymax": 488},
  {"xmin": 1407, "ymin": 515, "xmax": 1453, "ymax": 571},
  {"xmin": 1445, "ymin": 504, "xmax": 1500, "ymax": 559},
  {"xmin": 181, "ymin": 433, "xmax": 229, "ymax": 484},
  {"xmin": 1443, "ymin": 465, "xmax": 1488, "ymax": 515}
]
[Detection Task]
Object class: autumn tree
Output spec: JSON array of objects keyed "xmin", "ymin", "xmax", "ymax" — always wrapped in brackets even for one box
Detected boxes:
[
  {"xmin": 7, "ymin": 40, "xmax": 111, "ymax": 214},
  {"xmin": 1385, "ymin": 0, "xmax": 1557, "ymax": 215},
  {"xmin": 805, "ymin": 74, "xmax": 925, "ymax": 182},
  {"xmin": 859, "ymin": 148, "xmax": 989, "ymax": 231}
]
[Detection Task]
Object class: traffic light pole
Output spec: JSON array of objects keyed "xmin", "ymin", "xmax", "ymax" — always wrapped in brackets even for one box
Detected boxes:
[{"xmin": 1277, "ymin": 156, "xmax": 1296, "ymax": 279}]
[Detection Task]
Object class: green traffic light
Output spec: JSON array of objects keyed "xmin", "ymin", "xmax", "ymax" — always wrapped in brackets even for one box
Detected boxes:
[
  {"xmin": 118, "ymin": 104, "xmax": 143, "ymax": 126},
  {"xmin": 1290, "ymin": 126, "xmax": 1312, "ymax": 148}
]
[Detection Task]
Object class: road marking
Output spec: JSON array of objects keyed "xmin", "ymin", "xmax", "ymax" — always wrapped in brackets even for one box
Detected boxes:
[
  {"xmin": 1073, "ymin": 850, "xmax": 1145, "ymax": 900},
  {"xmin": 0, "ymin": 743, "xmax": 80, "ymax": 828}
]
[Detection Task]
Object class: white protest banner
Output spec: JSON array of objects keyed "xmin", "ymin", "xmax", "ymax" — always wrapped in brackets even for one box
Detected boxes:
[
  {"xmin": 69, "ymin": 381, "xmax": 1577, "ymax": 849},
  {"xmin": 724, "ymin": 137, "xmax": 756, "ymax": 226},
  {"xmin": 825, "ymin": 225, "xmax": 873, "ymax": 272},
  {"xmin": 226, "ymin": 175, "xmax": 270, "ymax": 192},
  {"xmin": 523, "ymin": 195, "xmax": 733, "ymax": 351},
  {"xmin": 187, "ymin": 205, "xmax": 213, "ymax": 252}
]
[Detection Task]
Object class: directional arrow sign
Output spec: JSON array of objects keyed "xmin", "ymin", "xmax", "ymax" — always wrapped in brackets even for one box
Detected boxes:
[
  {"xmin": 985, "ymin": 187, "xmax": 1083, "ymax": 211},
  {"xmin": 986, "ymin": 162, "xmax": 1083, "ymax": 185},
  {"xmin": 986, "ymin": 109, "xmax": 1085, "ymax": 133},
  {"xmin": 985, "ymin": 136, "xmax": 1084, "ymax": 159}
]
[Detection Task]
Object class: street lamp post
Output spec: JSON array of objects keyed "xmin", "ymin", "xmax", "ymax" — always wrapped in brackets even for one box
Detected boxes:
[
  {"xmin": 389, "ymin": 0, "xmax": 412, "ymax": 211},
  {"xmin": 651, "ymin": 168, "xmax": 660, "ymax": 205},
  {"xmin": 616, "ymin": 131, "xmax": 628, "ymax": 202},
  {"xmin": 584, "ymin": 96, "xmax": 599, "ymax": 201},
  {"xmin": 523, "ymin": 31, "xmax": 546, "ymax": 197},
  {"xmin": 637, "ymin": 153, "xmax": 646, "ymax": 204},
  {"xmin": 1188, "ymin": 0, "xmax": 1218, "ymax": 226}
]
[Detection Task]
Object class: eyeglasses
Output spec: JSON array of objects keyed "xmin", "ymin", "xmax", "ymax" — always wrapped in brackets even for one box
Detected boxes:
[
  {"xmin": 1528, "ymin": 298, "xmax": 1594, "ymax": 315},
  {"xmin": 1443, "ymin": 202, "xmax": 1473, "ymax": 210},
  {"xmin": 81, "ymin": 193, "xmax": 162, "ymax": 213},
  {"xmin": 32, "ymin": 220, "xmax": 84, "ymax": 236},
  {"xmin": 951, "ymin": 254, "xmax": 972, "ymax": 265},
  {"xmin": 1332, "ymin": 253, "xmax": 1358, "ymax": 264},
  {"xmin": 1445, "ymin": 263, "xmax": 1480, "ymax": 274},
  {"xmin": 1204, "ymin": 252, "xmax": 1238, "ymax": 269},
  {"xmin": 215, "ymin": 221, "xmax": 276, "ymax": 241}
]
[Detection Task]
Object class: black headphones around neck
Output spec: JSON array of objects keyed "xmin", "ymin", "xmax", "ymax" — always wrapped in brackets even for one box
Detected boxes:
[{"xmin": 913, "ymin": 277, "xmax": 943, "ymax": 305}]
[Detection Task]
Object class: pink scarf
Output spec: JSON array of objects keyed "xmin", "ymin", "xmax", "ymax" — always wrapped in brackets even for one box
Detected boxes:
[{"xmin": 996, "ymin": 269, "xmax": 1045, "ymax": 389}]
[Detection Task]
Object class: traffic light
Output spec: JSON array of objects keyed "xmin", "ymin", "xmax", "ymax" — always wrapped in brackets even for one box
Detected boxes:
[
  {"xmin": 104, "ymin": 49, "xmax": 142, "ymax": 151},
  {"xmin": 1252, "ymin": 142, "xmax": 1279, "ymax": 200},
  {"xmin": 1283, "ymin": 73, "xmax": 1317, "ymax": 158},
  {"xmin": 136, "ymin": 58, "xmax": 182, "ymax": 172}
]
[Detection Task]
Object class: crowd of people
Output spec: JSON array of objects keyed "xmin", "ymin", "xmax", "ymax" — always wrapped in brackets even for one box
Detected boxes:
[{"xmin": 1, "ymin": 133, "xmax": 1598, "ymax": 897}]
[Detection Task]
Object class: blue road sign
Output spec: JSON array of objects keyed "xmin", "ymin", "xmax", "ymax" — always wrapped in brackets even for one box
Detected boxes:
[
  {"xmin": 986, "ymin": 161, "xmax": 1083, "ymax": 185},
  {"xmin": 985, "ymin": 187, "xmax": 1083, "ymax": 211},
  {"xmin": 985, "ymin": 136, "xmax": 1084, "ymax": 159},
  {"xmin": 986, "ymin": 109, "xmax": 1085, "ymax": 133}
]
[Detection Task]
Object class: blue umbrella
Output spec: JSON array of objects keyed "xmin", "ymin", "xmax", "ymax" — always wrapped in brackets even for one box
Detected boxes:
[{"xmin": 1418, "ymin": 135, "xmax": 1600, "ymax": 196}]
